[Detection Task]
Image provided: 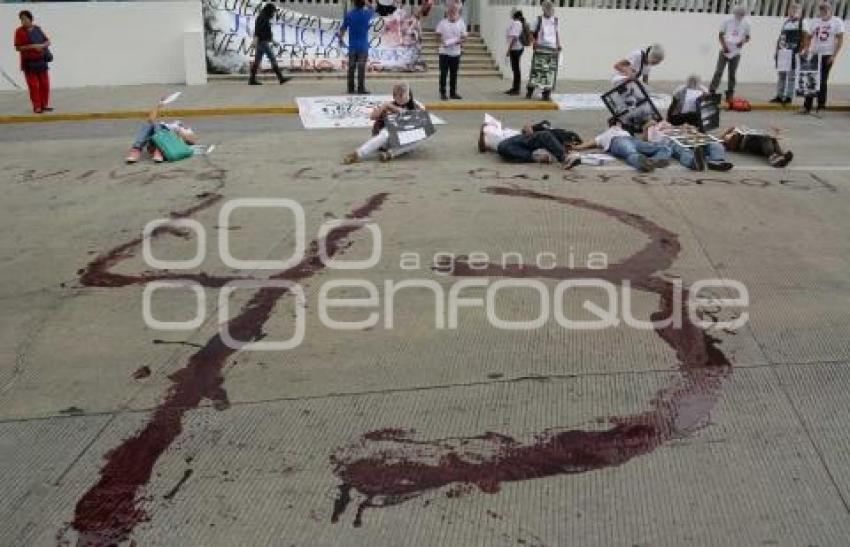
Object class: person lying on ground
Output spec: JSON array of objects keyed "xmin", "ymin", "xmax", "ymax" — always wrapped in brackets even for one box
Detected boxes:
[
  {"xmin": 572, "ymin": 119, "xmax": 671, "ymax": 173},
  {"xmin": 125, "ymin": 99, "xmax": 196, "ymax": 164},
  {"xmin": 494, "ymin": 128, "xmax": 581, "ymax": 169},
  {"xmin": 720, "ymin": 126, "xmax": 793, "ymax": 167},
  {"xmin": 343, "ymin": 83, "xmax": 427, "ymax": 164},
  {"xmin": 477, "ymin": 114, "xmax": 581, "ymax": 153},
  {"xmin": 643, "ymin": 120, "xmax": 732, "ymax": 171},
  {"xmin": 667, "ymin": 74, "xmax": 710, "ymax": 127},
  {"xmin": 612, "ymin": 44, "xmax": 665, "ymax": 86}
]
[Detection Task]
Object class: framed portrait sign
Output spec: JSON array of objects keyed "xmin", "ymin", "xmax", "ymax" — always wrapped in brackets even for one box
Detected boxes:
[{"xmin": 601, "ymin": 80, "xmax": 662, "ymax": 133}]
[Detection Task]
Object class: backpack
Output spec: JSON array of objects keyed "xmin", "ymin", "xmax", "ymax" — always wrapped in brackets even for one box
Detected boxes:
[
  {"xmin": 519, "ymin": 22, "xmax": 532, "ymax": 47},
  {"xmin": 151, "ymin": 128, "xmax": 194, "ymax": 162},
  {"xmin": 729, "ymin": 97, "xmax": 752, "ymax": 112}
]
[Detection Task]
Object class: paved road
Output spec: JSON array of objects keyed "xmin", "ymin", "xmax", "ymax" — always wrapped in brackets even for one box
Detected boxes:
[{"xmin": 1, "ymin": 110, "xmax": 850, "ymax": 546}]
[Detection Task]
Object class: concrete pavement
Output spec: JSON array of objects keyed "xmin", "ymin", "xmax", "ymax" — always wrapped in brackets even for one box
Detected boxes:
[{"xmin": 1, "ymin": 109, "xmax": 850, "ymax": 546}]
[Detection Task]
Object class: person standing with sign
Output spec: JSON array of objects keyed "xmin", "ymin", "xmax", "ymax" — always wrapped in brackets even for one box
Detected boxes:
[
  {"xmin": 799, "ymin": 1, "xmax": 844, "ymax": 115},
  {"xmin": 340, "ymin": 0, "xmax": 376, "ymax": 95},
  {"xmin": 249, "ymin": 3, "xmax": 291, "ymax": 85},
  {"xmin": 525, "ymin": 1, "xmax": 560, "ymax": 101},
  {"xmin": 771, "ymin": 3, "xmax": 803, "ymax": 105},
  {"xmin": 436, "ymin": 4, "xmax": 467, "ymax": 101},
  {"xmin": 709, "ymin": 4, "xmax": 751, "ymax": 104},
  {"xmin": 13, "ymin": 10, "xmax": 52, "ymax": 113}
]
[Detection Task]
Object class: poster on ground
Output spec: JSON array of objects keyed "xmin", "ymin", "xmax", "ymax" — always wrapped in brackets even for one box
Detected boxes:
[
  {"xmin": 296, "ymin": 96, "xmax": 446, "ymax": 129},
  {"xmin": 203, "ymin": 0, "xmax": 425, "ymax": 74}
]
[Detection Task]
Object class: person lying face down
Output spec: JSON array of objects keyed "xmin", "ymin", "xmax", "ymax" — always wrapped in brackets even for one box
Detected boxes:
[
  {"xmin": 642, "ymin": 120, "xmax": 732, "ymax": 172},
  {"xmin": 572, "ymin": 118, "xmax": 672, "ymax": 173},
  {"xmin": 720, "ymin": 126, "xmax": 794, "ymax": 167},
  {"xmin": 477, "ymin": 114, "xmax": 581, "ymax": 168},
  {"xmin": 343, "ymin": 83, "xmax": 427, "ymax": 164}
]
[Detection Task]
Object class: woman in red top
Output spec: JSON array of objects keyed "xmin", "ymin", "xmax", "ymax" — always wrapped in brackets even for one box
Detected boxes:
[{"xmin": 14, "ymin": 10, "xmax": 52, "ymax": 113}]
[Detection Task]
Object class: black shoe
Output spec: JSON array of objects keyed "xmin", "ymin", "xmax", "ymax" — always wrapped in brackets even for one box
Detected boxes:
[
  {"xmin": 450, "ymin": 93, "xmax": 462, "ymax": 100},
  {"xmin": 707, "ymin": 160, "xmax": 733, "ymax": 171},
  {"xmin": 347, "ymin": 89, "xmax": 356, "ymax": 94},
  {"xmin": 782, "ymin": 97, "xmax": 792, "ymax": 105},
  {"xmin": 505, "ymin": 89, "xmax": 519, "ymax": 95},
  {"xmin": 526, "ymin": 88, "xmax": 533, "ymax": 99},
  {"xmin": 358, "ymin": 89, "xmax": 371, "ymax": 95},
  {"xmin": 249, "ymin": 78, "xmax": 262, "ymax": 86},
  {"xmin": 278, "ymin": 76, "xmax": 292, "ymax": 84},
  {"xmin": 42, "ymin": 107, "xmax": 54, "ymax": 112},
  {"xmin": 769, "ymin": 96, "xmax": 783, "ymax": 104},
  {"xmin": 440, "ymin": 93, "xmax": 449, "ymax": 101},
  {"xmin": 648, "ymin": 158, "xmax": 670, "ymax": 169},
  {"xmin": 691, "ymin": 146, "xmax": 706, "ymax": 171}
]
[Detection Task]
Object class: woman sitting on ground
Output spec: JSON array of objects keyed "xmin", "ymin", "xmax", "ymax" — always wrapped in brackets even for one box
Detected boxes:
[
  {"xmin": 343, "ymin": 83, "xmax": 427, "ymax": 164},
  {"xmin": 720, "ymin": 126, "xmax": 793, "ymax": 167},
  {"xmin": 125, "ymin": 99, "xmax": 197, "ymax": 163}
]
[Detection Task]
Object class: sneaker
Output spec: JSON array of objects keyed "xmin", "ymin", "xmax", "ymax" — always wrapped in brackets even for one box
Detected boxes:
[
  {"xmin": 707, "ymin": 160, "xmax": 733, "ymax": 171},
  {"xmin": 125, "ymin": 148, "xmax": 142, "ymax": 164},
  {"xmin": 648, "ymin": 158, "xmax": 670, "ymax": 169},
  {"xmin": 450, "ymin": 93, "xmax": 463, "ymax": 100},
  {"xmin": 248, "ymin": 78, "xmax": 262, "ymax": 86},
  {"xmin": 152, "ymin": 148, "xmax": 164, "ymax": 163},
  {"xmin": 342, "ymin": 152, "xmax": 359, "ymax": 165},
  {"xmin": 378, "ymin": 151, "xmax": 393, "ymax": 162},
  {"xmin": 440, "ymin": 93, "xmax": 449, "ymax": 101},
  {"xmin": 769, "ymin": 96, "xmax": 783, "ymax": 104},
  {"xmin": 691, "ymin": 146, "xmax": 706, "ymax": 171},
  {"xmin": 561, "ymin": 154, "xmax": 581, "ymax": 170},
  {"xmin": 532, "ymin": 149, "xmax": 553, "ymax": 164},
  {"xmin": 635, "ymin": 154, "xmax": 654, "ymax": 173},
  {"xmin": 42, "ymin": 107, "xmax": 54, "ymax": 112}
]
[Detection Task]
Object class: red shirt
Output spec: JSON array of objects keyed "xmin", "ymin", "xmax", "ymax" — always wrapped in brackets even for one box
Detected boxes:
[{"xmin": 14, "ymin": 26, "xmax": 49, "ymax": 71}]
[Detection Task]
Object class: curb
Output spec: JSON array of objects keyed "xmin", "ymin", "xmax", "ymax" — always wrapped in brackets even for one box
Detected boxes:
[{"xmin": 0, "ymin": 101, "xmax": 847, "ymax": 124}]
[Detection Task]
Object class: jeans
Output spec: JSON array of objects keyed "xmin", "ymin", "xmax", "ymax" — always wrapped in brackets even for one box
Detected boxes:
[
  {"xmin": 804, "ymin": 55, "xmax": 833, "ymax": 111},
  {"xmin": 671, "ymin": 142, "xmax": 726, "ymax": 168},
  {"xmin": 508, "ymin": 49, "xmax": 523, "ymax": 92},
  {"xmin": 710, "ymin": 52, "xmax": 741, "ymax": 98},
  {"xmin": 609, "ymin": 137, "xmax": 672, "ymax": 170},
  {"xmin": 356, "ymin": 128, "xmax": 419, "ymax": 160},
  {"xmin": 776, "ymin": 71, "xmax": 794, "ymax": 100},
  {"xmin": 439, "ymin": 54, "xmax": 461, "ymax": 95},
  {"xmin": 496, "ymin": 131, "xmax": 566, "ymax": 163},
  {"xmin": 348, "ymin": 50, "xmax": 368, "ymax": 93},
  {"xmin": 131, "ymin": 122, "xmax": 166, "ymax": 150},
  {"xmin": 251, "ymin": 40, "xmax": 283, "ymax": 80}
]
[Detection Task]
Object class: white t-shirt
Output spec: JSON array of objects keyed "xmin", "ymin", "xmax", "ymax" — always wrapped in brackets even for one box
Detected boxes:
[
  {"xmin": 595, "ymin": 126, "xmax": 631, "ymax": 152},
  {"xmin": 613, "ymin": 48, "xmax": 650, "ymax": 84},
  {"xmin": 807, "ymin": 16, "xmax": 845, "ymax": 56},
  {"xmin": 507, "ymin": 20, "xmax": 523, "ymax": 51},
  {"xmin": 673, "ymin": 84, "xmax": 708, "ymax": 114},
  {"xmin": 720, "ymin": 18, "xmax": 751, "ymax": 59},
  {"xmin": 535, "ymin": 16, "xmax": 558, "ymax": 49},
  {"xmin": 436, "ymin": 17, "xmax": 467, "ymax": 56}
]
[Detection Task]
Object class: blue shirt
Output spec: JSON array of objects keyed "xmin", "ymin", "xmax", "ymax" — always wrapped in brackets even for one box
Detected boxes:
[{"xmin": 341, "ymin": 7, "xmax": 374, "ymax": 53}]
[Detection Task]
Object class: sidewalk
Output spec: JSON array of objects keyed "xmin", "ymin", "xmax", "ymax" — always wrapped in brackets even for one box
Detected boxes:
[{"xmin": 1, "ymin": 78, "xmax": 849, "ymax": 123}]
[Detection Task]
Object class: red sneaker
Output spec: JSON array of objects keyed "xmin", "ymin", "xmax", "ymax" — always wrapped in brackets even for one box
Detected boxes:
[
  {"xmin": 152, "ymin": 148, "xmax": 164, "ymax": 163},
  {"xmin": 125, "ymin": 148, "xmax": 142, "ymax": 163}
]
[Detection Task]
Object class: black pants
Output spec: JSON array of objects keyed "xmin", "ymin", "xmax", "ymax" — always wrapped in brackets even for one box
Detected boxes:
[
  {"xmin": 497, "ymin": 131, "xmax": 565, "ymax": 163},
  {"xmin": 251, "ymin": 40, "xmax": 283, "ymax": 80},
  {"xmin": 804, "ymin": 55, "xmax": 833, "ymax": 111},
  {"xmin": 709, "ymin": 52, "xmax": 741, "ymax": 99},
  {"xmin": 348, "ymin": 51, "xmax": 368, "ymax": 93},
  {"xmin": 439, "ymin": 54, "xmax": 460, "ymax": 95},
  {"xmin": 742, "ymin": 135, "xmax": 780, "ymax": 157},
  {"xmin": 508, "ymin": 49, "xmax": 523, "ymax": 92}
]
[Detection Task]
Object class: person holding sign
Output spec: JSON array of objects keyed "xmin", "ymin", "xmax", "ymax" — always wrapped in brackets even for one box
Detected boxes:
[
  {"xmin": 435, "ymin": 5, "xmax": 467, "ymax": 101},
  {"xmin": 525, "ymin": 1, "xmax": 561, "ymax": 101},
  {"xmin": 342, "ymin": 83, "xmax": 428, "ymax": 163},
  {"xmin": 771, "ymin": 3, "xmax": 803, "ymax": 105},
  {"xmin": 709, "ymin": 5, "xmax": 751, "ymax": 104},
  {"xmin": 249, "ymin": 3, "xmax": 291, "ymax": 86},
  {"xmin": 340, "ymin": 0, "xmax": 376, "ymax": 95},
  {"xmin": 667, "ymin": 75, "xmax": 710, "ymax": 127},
  {"xmin": 799, "ymin": 2, "xmax": 844, "ymax": 115},
  {"xmin": 612, "ymin": 44, "xmax": 665, "ymax": 86}
]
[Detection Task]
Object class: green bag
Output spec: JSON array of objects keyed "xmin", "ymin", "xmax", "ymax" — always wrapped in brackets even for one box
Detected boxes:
[{"xmin": 151, "ymin": 128, "xmax": 194, "ymax": 162}]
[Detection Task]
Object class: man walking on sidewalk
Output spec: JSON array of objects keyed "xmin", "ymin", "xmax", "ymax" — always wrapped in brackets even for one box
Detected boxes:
[
  {"xmin": 340, "ymin": 0, "xmax": 376, "ymax": 95},
  {"xmin": 249, "ymin": 3, "xmax": 291, "ymax": 85},
  {"xmin": 709, "ymin": 4, "xmax": 751, "ymax": 103}
]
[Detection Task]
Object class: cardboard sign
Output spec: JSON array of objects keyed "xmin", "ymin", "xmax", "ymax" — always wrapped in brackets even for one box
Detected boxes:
[
  {"xmin": 659, "ymin": 126, "xmax": 721, "ymax": 149},
  {"xmin": 696, "ymin": 93, "xmax": 721, "ymax": 133},
  {"xmin": 528, "ymin": 47, "xmax": 559, "ymax": 92},
  {"xmin": 795, "ymin": 54, "xmax": 821, "ymax": 97},
  {"xmin": 384, "ymin": 109, "xmax": 435, "ymax": 150},
  {"xmin": 601, "ymin": 80, "xmax": 662, "ymax": 133}
]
